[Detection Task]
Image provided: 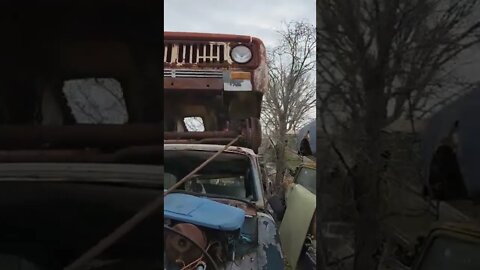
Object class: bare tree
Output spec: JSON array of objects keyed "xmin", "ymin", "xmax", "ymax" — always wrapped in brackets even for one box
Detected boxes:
[
  {"xmin": 316, "ymin": 0, "xmax": 480, "ymax": 269},
  {"xmin": 262, "ymin": 21, "xmax": 316, "ymax": 188}
]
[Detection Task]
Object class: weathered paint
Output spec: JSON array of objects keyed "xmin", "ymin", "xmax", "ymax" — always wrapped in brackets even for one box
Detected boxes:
[
  {"xmin": 165, "ymin": 32, "xmax": 256, "ymax": 43},
  {"xmin": 164, "ymin": 32, "xmax": 263, "ymax": 69},
  {"xmin": 256, "ymin": 213, "xmax": 285, "ymax": 270},
  {"xmin": 164, "ymin": 41, "xmax": 233, "ymax": 65},
  {"xmin": 252, "ymin": 42, "xmax": 268, "ymax": 93},
  {"xmin": 164, "ymin": 77, "xmax": 224, "ymax": 91},
  {"xmin": 166, "ymin": 117, "xmax": 263, "ymax": 152},
  {"xmin": 163, "ymin": 31, "xmax": 267, "ymax": 101},
  {"xmin": 212, "ymin": 197, "xmax": 257, "ymax": 216}
]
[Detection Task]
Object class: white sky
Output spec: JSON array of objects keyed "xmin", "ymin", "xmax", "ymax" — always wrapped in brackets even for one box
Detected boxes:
[{"xmin": 164, "ymin": 0, "xmax": 316, "ymax": 49}]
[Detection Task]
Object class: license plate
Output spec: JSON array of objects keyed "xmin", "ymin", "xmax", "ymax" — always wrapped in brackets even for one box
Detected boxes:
[{"xmin": 223, "ymin": 71, "xmax": 252, "ymax": 91}]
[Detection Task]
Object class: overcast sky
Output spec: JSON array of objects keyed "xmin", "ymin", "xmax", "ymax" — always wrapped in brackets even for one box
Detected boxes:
[{"xmin": 164, "ymin": 0, "xmax": 316, "ymax": 48}]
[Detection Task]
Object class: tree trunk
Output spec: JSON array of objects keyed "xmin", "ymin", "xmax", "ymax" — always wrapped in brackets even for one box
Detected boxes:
[
  {"xmin": 353, "ymin": 81, "xmax": 386, "ymax": 270},
  {"xmin": 274, "ymin": 122, "xmax": 287, "ymax": 194},
  {"xmin": 352, "ymin": 143, "xmax": 383, "ymax": 270},
  {"xmin": 275, "ymin": 135, "xmax": 286, "ymax": 193}
]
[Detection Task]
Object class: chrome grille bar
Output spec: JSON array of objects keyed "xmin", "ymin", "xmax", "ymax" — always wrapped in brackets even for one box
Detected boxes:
[{"xmin": 164, "ymin": 69, "xmax": 223, "ymax": 78}]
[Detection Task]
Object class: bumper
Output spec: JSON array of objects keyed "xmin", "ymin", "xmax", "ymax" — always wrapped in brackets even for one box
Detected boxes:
[{"xmin": 164, "ymin": 69, "xmax": 253, "ymax": 92}]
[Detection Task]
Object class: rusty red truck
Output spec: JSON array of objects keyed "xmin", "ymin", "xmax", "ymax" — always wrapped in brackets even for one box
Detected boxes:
[{"xmin": 164, "ymin": 32, "xmax": 268, "ymax": 153}]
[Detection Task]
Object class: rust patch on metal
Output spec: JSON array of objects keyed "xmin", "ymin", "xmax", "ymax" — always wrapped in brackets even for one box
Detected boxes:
[
  {"xmin": 212, "ymin": 198, "xmax": 257, "ymax": 216},
  {"xmin": 165, "ymin": 62, "xmax": 232, "ymax": 69},
  {"xmin": 243, "ymin": 118, "xmax": 262, "ymax": 153},
  {"xmin": 164, "ymin": 32, "xmax": 264, "ymax": 69},
  {"xmin": 165, "ymin": 223, "xmax": 207, "ymax": 265},
  {"xmin": 164, "ymin": 41, "xmax": 232, "ymax": 66},
  {"xmin": 253, "ymin": 42, "xmax": 268, "ymax": 94},
  {"xmin": 162, "ymin": 31, "xmax": 266, "ymax": 151},
  {"xmin": 164, "ymin": 128, "xmax": 261, "ymax": 151},
  {"xmin": 165, "ymin": 32, "xmax": 256, "ymax": 42},
  {"xmin": 164, "ymin": 77, "xmax": 223, "ymax": 91}
]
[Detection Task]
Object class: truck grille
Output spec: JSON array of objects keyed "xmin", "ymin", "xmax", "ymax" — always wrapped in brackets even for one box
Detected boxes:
[
  {"xmin": 164, "ymin": 69, "xmax": 223, "ymax": 78},
  {"xmin": 164, "ymin": 42, "xmax": 231, "ymax": 65}
]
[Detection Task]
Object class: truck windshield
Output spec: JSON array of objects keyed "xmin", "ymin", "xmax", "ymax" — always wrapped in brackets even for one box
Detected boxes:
[{"xmin": 164, "ymin": 150, "xmax": 257, "ymax": 201}]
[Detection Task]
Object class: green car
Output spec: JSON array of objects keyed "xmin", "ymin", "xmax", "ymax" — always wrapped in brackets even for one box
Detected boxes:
[{"xmin": 270, "ymin": 162, "xmax": 317, "ymax": 269}]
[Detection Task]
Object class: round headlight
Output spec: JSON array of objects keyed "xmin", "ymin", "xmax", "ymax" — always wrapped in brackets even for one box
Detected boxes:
[{"xmin": 230, "ymin": 45, "xmax": 252, "ymax": 64}]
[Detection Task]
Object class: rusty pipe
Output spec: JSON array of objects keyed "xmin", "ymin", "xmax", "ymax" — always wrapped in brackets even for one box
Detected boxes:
[
  {"xmin": 0, "ymin": 125, "xmax": 163, "ymax": 148},
  {"xmin": 164, "ymin": 131, "xmax": 239, "ymax": 140}
]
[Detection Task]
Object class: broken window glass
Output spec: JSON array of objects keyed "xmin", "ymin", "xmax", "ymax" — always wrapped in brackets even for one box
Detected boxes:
[{"xmin": 62, "ymin": 78, "xmax": 128, "ymax": 124}]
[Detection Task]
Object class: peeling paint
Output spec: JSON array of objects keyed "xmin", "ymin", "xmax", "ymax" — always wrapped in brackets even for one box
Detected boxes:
[
  {"xmin": 164, "ymin": 42, "xmax": 233, "ymax": 66},
  {"xmin": 164, "ymin": 32, "xmax": 264, "ymax": 70},
  {"xmin": 256, "ymin": 213, "xmax": 285, "ymax": 270},
  {"xmin": 253, "ymin": 43, "xmax": 268, "ymax": 95},
  {"xmin": 164, "ymin": 32, "xmax": 267, "ymax": 94},
  {"xmin": 199, "ymin": 213, "xmax": 284, "ymax": 270}
]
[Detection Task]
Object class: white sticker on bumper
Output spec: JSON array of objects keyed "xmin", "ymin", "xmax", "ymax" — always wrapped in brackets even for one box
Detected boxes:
[{"xmin": 224, "ymin": 80, "xmax": 253, "ymax": 91}]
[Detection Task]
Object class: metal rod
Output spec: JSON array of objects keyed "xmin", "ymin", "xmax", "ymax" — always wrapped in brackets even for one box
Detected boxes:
[
  {"xmin": 64, "ymin": 135, "xmax": 241, "ymax": 270},
  {"xmin": 163, "ymin": 135, "xmax": 241, "ymax": 195}
]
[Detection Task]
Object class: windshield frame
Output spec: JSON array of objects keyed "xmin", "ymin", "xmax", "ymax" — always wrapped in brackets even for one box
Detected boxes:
[{"xmin": 164, "ymin": 145, "xmax": 265, "ymax": 209}]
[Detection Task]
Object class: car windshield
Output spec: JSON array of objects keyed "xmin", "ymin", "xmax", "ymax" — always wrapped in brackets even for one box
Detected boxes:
[
  {"xmin": 164, "ymin": 149, "xmax": 257, "ymax": 201},
  {"xmin": 295, "ymin": 167, "xmax": 316, "ymax": 195}
]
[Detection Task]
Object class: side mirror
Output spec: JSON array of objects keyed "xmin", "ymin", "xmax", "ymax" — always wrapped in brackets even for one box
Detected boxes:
[{"xmin": 267, "ymin": 195, "xmax": 285, "ymax": 221}]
